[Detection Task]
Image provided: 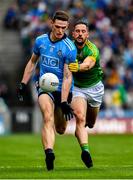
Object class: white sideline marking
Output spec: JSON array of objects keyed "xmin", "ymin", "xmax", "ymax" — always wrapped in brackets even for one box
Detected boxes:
[
  {"xmin": 0, "ymin": 165, "xmax": 133, "ymax": 169},
  {"xmin": 0, "ymin": 165, "xmax": 43, "ymax": 169}
]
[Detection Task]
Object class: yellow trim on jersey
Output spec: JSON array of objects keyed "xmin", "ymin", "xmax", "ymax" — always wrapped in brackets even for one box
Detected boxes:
[
  {"xmin": 88, "ymin": 56, "xmax": 96, "ymax": 62},
  {"xmin": 85, "ymin": 40, "xmax": 98, "ymax": 59}
]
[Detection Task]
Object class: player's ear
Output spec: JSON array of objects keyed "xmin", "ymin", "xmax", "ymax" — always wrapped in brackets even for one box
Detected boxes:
[
  {"xmin": 66, "ymin": 22, "xmax": 69, "ymax": 29},
  {"xmin": 51, "ymin": 18, "xmax": 56, "ymax": 27},
  {"xmin": 51, "ymin": 19, "xmax": 54, "ymax": 25},
  {"xmin": 86, "ymin": 31, "xmax": 89, "ymax": 39},
  {"xmin": 72, "ymin": 31, "xmax": 75, "ymax": 38}
]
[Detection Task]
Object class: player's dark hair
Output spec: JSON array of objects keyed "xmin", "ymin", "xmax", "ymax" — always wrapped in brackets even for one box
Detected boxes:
[
  {"xmin": 52, "ymin": 10, "xmax": 69, "ymax": 22},
  {"xmin": 74, "ymin": 19, "xmax": 89, "ymax": 29}
]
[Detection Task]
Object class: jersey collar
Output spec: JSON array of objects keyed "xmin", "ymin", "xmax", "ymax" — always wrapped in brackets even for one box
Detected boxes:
[{"xmin": 48, "ymin": 31, "xmax": 67, "ymax": 43}]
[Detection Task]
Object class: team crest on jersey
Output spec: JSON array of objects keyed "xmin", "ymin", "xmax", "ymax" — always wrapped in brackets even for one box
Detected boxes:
[
  {"xmin": 77, "ymin": 53, "xmax": 83, "ymax": 64},
  {"xmin": 57, "ymin": 50, "xmax": 62, "ymax": 57},
  {"xmin": 79, "ymin": 52, "xmax": 83, "ymax": 58}
]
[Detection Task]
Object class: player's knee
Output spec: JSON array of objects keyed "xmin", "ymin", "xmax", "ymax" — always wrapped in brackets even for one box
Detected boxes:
[
  {"xmin": 43, "ymin": 111, "xmax": 53, "ymax": 124},
  {"xmin": 76, "ymin": 113, "xmax": 86, "ymax": 125}
]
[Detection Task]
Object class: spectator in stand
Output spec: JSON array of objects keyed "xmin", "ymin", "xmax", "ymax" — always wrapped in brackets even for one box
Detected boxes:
[{"xmin": 4, "ymin": 0, "xmax": 133, "ymax": 110}]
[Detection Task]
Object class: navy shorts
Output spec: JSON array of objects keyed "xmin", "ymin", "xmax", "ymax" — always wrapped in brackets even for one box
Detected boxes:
[{"xmin": 38, "ymin": 90, "xmax": 72, "ymax": 106}]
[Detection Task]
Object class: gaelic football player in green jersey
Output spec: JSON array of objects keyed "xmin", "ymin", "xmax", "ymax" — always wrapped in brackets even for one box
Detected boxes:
[{"xmin": 68, "ymin": 20, "xmax": 104, "ymax": 168}]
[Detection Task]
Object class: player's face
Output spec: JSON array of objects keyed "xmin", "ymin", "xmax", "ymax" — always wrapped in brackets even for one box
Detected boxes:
[
  {"xmin": 72, "ymin": 24, "xmax": 89, "ymax": 46},
  {"xmin": 51, "ymin": 19, "xmax": 68, "ymax": 40}
]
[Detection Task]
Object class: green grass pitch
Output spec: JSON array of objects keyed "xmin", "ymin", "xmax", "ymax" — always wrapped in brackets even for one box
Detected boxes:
[{"xmin": 0, "ymin": 134, "xmax": 133, "ymax": 179}]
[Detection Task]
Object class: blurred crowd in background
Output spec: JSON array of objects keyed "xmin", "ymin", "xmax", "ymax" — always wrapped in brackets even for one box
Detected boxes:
[{"xmin": 2, "ymin": 0, "xmax": 133, "ymax": 113}]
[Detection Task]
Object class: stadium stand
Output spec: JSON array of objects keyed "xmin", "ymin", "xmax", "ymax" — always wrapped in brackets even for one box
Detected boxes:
[
  {"xmin": 0, "ymin": 0, "xmax": 133, "ymax": 133},
  {"xmin": 10, "ymin": 0, "xmax": 133, "ymax": 109}
]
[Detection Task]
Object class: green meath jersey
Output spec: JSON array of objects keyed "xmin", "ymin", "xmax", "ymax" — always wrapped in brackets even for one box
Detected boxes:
[{"xmin": 73, "ymin": 39, "xmax": 103, "ymax": 88}]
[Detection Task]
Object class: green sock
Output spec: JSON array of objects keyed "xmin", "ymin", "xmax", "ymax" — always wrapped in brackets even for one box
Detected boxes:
[{"xmin": 81, "ymin": 143, "xmax": 89, "ymax": 152}]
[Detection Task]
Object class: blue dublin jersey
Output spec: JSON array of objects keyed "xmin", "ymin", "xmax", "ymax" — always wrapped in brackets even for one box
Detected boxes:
[{"xmin": 33, "ymin": 33, "xmax": 77, "ymax": 91}]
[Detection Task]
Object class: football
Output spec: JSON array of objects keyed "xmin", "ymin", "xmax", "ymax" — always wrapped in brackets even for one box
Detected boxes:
[{"xmin": 39, "ymin": 73, "xmax": 59, "ymax": 92}]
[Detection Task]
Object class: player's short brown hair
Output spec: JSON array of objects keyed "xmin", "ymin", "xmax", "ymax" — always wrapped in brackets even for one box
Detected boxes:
[{"xmin": 52, "ymin": 10, "xmax": 69, "ymax": 22}]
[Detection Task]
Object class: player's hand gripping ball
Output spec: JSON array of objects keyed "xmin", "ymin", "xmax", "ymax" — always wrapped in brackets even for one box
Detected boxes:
[{"xmin": 39, "ymin": 73, "xmax": 59, "ymax": 92}]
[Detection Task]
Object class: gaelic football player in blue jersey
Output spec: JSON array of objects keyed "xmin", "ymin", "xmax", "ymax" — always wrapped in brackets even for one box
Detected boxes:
[{"xmin": 17, "ymin": 10, "xmax": 77, "ymax": 171}]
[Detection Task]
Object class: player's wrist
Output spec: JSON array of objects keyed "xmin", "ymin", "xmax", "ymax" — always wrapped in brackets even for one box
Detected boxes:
[
  {"xmin": 78, "ymin": 64, "xmax": 80, "ymax": 71},
  {"xmin": 60, "ymin": 101, "xmax": 73, "ymax": 120},
  {"xmin": 61, "ymin": 101, "xmax": 69, "ymax": 109},
  {"xmin": 17, "ymin": 82, "xmax": 27, "ymax": 101},
  {"xmin": 19, "ymin": 82, "xmax": 26, "ymax": 90},
  {"xmin": 61, "ymin": 101, "xmax": 68, "ymax": 105}
]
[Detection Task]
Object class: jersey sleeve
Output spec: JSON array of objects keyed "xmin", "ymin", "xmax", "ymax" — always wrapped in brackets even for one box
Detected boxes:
[
  {"xmin": 88, "ymin": 43, "xmax": 99, "ymax": 61},
  {"xmin": 32, "ymin": 37, "xmax": 40, "ymax": 56},
  {"xmin": 65, "ymin": 47, "xmax": 77, "ymax": 64}
]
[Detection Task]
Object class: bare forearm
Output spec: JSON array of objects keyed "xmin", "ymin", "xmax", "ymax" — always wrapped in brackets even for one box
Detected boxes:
[
  {"xmin": 79, "ymin": 62, "xmax": 90, "ymax": 72},
  {"xmin": 79, "ymin": 58, "xmax": 95, "ymax": 72},
  {"xmin": 21, "ymin": 60, "xmax": 35, "ymax": 84},
  {"xmin": 61, "ymin": 77, "xmax": 72, "ymax": 102},
  {"xmin": 21, "ymin": 53, "xmax": 39, "ymax": 84},
  {"xmin": 68, "ymin": 57, "xmax": 95, "ymax": 72},
  {"xmin": 61, "ymin": 64, "xmax": 72, "ymax": 102}
]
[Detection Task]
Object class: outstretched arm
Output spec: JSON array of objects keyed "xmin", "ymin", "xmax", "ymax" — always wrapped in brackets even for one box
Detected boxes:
[
  {"xmin": 17, "ymin": 53, "xmax": 39, "ymax": 101},
  {"xmin": 78, "ymin": 56, "xmax": 96, "ymax": 71},
  {"xmin": 61, "ymin": 63, "xmax": 72, "ymax": 102},
  {"xmin": 68, "ymin": 56, "xmax": 96, "ymax": 72},
  {"xmin": 60, "ymin": 64, "xmax": 73, "ymax": 120},
  {"xmin": 21, "ymin": 53, "xmax": 39, "ymax": 84}
]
